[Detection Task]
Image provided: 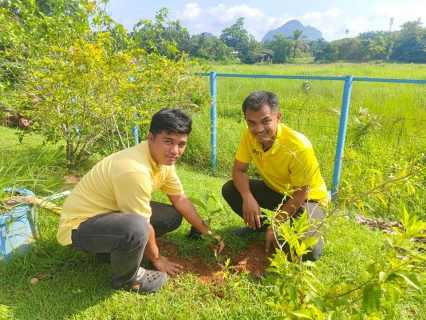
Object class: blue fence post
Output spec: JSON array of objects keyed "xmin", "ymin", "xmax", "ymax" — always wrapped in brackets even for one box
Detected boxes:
[
  {"xmin": 129, "ymin": 76, "xmax": 139, "ymax": 144},
  {"xmin": 331, "ymin": 75, "xmax": 354, "ymax": 200},
  {"xmin": 210, "ymin": 72, "xmax": 217, "ymax": 169},
  {"xmin": 71, "ymin": 97, "xmax": 80, "ymax": 139}
]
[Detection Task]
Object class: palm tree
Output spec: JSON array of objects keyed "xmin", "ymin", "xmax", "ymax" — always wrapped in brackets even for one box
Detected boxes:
[{"xmin": 290, "ymin": 29, "xmax": 307, "ymax": 58}]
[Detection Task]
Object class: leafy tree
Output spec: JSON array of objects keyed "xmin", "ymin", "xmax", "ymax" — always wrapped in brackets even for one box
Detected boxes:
[
  {"xmin": 190, "ymin": 33, "xmax": 232, "ymax": 62},
  {"xmin": 289, "ymin": 29, "xmax": 307, "ymax": 58},
  {"xmin": 311, "ymin": 36, "xmax": 393, "ymax": 62},
  {"xmin": 391, "ymin": 19, "xmax": 426, "ymax": 63},
  {"xmin": 1, "ymin": 0, "xmax": 81, "ymax": 18},
  {"xmin": 130, "ymin": 8, "xmax": 190, "ymax": 59},
  {"xmin": 311, "ymin": 38, "xmax": 339, "ymax": 61},
  {"xmin": 238, "ymin": 34, "xmax": 261, "ymax": 64},
  {"xmin": 262, "ymin": 34, "xmax": 292, "ymax": 64},
  {"xmin": 220, "ymin": 17, "xmax": 261, "ymax": 64},
  {"xmin": 220, "ymin": 17, "xmax": 248, "ymax": 49},
  {"xmin": 358, "ymin": 30, "xmax": 390, "ymax": 40},
  {"xmin": 1, "ymin": 1, "xmax": 210, "ymax": 168},
  {"xmin": 367, "ymin": 36, "xmax": 393, "ymax": 60}
]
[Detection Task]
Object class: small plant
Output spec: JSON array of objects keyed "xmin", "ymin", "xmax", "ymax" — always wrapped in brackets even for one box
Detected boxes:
[
  {"xmin": 261, "ymin": 180, "xmax": 426, "ymax": 318},
  {"xmin": 189, "ymin": 193, "xmax": 229, "ymax": 252}
]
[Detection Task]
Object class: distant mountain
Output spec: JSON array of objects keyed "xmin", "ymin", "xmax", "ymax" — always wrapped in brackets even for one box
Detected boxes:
[{"xmin": 261, "ymin": 19, "xmax": 323, "ymax": 43}]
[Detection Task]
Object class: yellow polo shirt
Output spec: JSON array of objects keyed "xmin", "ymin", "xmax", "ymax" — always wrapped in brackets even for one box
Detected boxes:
[
  {"xmin": 235, "ymin": 123, "xmax": 328, "ymax": 204},
  {"xmin": 57, "ymin": 141, "xmax": 184, "ymax": 246}
]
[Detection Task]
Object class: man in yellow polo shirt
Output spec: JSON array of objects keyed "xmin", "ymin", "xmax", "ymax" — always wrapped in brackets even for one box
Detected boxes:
[
  {"xmin": 222, "ymin": 91, "xmax": 328, "ymax": 261},
  {"xmin": 58, "ymin": 108, "xmax": 224, "ymax": 294}
]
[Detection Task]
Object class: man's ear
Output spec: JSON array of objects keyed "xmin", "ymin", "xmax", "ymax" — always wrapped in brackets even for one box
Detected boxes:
[
  {"xmin": 276, "ymin": 112, "xmax": 282, "ymax": 122},
  {"xmin": 148, "ymin": 132, "xmax": 154, "ymax": 143}
]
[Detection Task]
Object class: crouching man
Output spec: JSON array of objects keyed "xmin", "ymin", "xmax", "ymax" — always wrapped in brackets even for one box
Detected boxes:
[
  {"xmin": 57, "ymin": 108, "xmax": 224, "ymax": 294},
  {"xmin": 222, "ymin": 91, "xmax": 327, "ymax": 261}
]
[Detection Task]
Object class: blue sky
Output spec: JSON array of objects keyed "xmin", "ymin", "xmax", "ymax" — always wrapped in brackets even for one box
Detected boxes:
[{"xmin": 105, "ymin": 0, "xmax": 426, "ymax": 41}]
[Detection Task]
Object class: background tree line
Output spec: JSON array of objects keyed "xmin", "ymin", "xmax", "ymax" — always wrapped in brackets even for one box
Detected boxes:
[
  {"xmin": 127, "ymin": 10, "xmax": 426, "ymax": 64},
  {"xmin": 2, "ymin": 1, "xmax": 425, "ymax": 66}
]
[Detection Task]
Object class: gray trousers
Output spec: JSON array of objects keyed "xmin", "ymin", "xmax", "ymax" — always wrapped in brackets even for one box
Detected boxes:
[
  {"xmin": 222, "ymin": 179, "xmax": 325, "ymax": 261},
  {"xmin": 70, "ymin": 201, "xmax": 182, "ymax": 289}
]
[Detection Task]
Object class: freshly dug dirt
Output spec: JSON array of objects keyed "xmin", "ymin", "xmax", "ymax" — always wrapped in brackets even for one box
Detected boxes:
[{"xmin": 156, "ymin": 237, "xmax": 273, "ymax": 283}]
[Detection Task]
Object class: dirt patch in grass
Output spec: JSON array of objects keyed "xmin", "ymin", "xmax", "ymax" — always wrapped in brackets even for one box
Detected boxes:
[
  {"xmin": 64, "ymin": 174, "xmax": 83, "ymax": 185},
  {"xmin": 156, "ymin": 237, "xmax": 273, "ymax": 283}
]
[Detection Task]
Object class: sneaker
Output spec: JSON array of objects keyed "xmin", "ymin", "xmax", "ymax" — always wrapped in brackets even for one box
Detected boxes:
[
  {"xmin": 119, "ymin": 267, "xmax": 168, "ymax": 294},
  {"xmin": 185, "ymin": 226, "xmax": 202, "ymax": 240},
  {"xmin": 233, "ymin": 225, "xmax": 268, "ymax": 236}
]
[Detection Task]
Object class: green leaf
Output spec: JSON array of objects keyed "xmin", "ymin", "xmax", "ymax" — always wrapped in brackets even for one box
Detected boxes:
[
  {"xmin": 291, "ymin": 310, "xmax": 312, "ymax": 319},
  {"xmin": 384, "ymin": 285, "xmax": 400, "ymax": 305},
  {"xmin": 393, "ymin": 270, "xmax": 421, "ymax": 290},
  {"xmin": 327, "ymin": 311, "xmax": 337, "ymax": 320},
  {"xmin": 188, "ymin": 196, "xmax": 208, "ymax": 210},
  {"xmin": 289, "ymin": 284, "xmax": 297, "ymax": 303},
  {"xmin": 362, "ymin": 283, "xmax": 381, "ymax": 314},
  {"xmin": 311, "ymin": 297, "xmax": 326, "ymax": 312}
]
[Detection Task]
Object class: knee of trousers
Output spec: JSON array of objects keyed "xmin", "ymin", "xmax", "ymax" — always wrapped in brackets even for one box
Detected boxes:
[
  {"xmin": 221, "ymin": 180, "xmax": 238, "ymax": 201},
  {"xmin": 119, "ymin": 214, "xmax": 150, "ymax": 248},
  {"xmin": 167, "ymin": 211, "xmax": 183, "ymax": 231}
]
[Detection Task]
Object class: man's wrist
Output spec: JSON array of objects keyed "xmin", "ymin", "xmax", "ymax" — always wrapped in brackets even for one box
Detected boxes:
[{"xmin": 277, "ymin": 211, "xmax": 290, "ymax": 222}]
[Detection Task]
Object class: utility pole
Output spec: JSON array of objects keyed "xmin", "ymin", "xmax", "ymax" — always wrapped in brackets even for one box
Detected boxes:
[{"xmin": 389, "ymin": 17, "xmax": 394, "ymax": 33}]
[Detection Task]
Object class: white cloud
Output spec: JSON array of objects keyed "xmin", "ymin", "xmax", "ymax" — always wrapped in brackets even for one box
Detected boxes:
[
  {"xmin": 343, "ymin": 18, "xmax": 367, "ymax": 35},
  {"xmin": 321, "ymin": 27, "xmax": 340, "ymax": 40},
  {"xmin": 213, "ymin": 5, "xmax": 265, "ymax": 24},
  {"xmin": 174, "ymin": 3, "xmax": 203, "ymax": 21},
  {"xmin": 299, "ymin": 7, "xmax": 341, "ymax": 30},
  {"xmin": 324, "ymin": 7, "xmax": 341, "ymax": 18}
]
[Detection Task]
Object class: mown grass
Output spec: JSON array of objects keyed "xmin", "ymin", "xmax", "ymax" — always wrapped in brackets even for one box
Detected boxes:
[{"xmin": 1, "ymin": 62, "xmax": 426, "ymax": 319}]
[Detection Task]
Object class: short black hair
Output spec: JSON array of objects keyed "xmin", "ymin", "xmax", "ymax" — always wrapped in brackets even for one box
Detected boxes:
[
  {"xmin": 149, "ymin": 108, "xmax": 192, "ymax": 135},
  {"xmin": 242, "ymin": 91, "xmax": 279, "ymax": 114}
]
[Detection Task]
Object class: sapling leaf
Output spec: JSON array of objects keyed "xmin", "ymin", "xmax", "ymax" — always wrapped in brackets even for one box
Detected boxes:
[
  {"xmin": 200, "ymin": 233, "xmax": 217, "ymax": 244},
  {"xmin": 188, "ymin": 196, "xmax": 208, "ymax": 210},
  {"xmin": 393, "ymin": 270, "xmax": 421, "ymax": 290},
  {"xmin": 311, "ymin": 297, "xmax": 326, "ymax": 312},
  {"xmin": 362, "ymin": 283, "xmax": 381, "ymax": 314},
  {"xmin": 291, "ymin": 310, "xmax": 312, "ymax": 319},
  {"xmin": 289, "ymin": 284, "xmax": 297, "ymax": 303},
  {"xmin": 203, "ymin": 218, "xmax": 211, "ymax": 227},
  {"xmin": 384, "ymin": 285, "xmax": 400, "ymax": 305}
]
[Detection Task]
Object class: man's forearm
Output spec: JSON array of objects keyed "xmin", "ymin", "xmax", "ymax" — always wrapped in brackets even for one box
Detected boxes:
[
  {"xmin": 143, "ymin": 224, "xmax": 161, "ymax": 262},
  {"xmin": 275, "ymin": 186, "xmax": 308, "ymax": 222},
  {"xmin": 233, "ymin": 170, "xmax": 251, "ymax": 198}
]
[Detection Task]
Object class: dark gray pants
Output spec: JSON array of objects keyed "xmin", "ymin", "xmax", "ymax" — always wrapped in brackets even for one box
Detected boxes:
[
  {"xmin": 70, "ymin": 201, "xmax": 182, "ymax": 289},
  {"xmin": 222, "ymin": 179, "xmax": 325, "ymax": 261}
]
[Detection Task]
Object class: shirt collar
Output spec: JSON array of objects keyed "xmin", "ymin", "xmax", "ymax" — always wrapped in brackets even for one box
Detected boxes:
[{"xmin": 269, "ymin": 123, "xmax": 283, "ymax": 154}]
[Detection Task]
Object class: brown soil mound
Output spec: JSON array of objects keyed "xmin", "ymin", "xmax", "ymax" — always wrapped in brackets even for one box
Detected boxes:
[{"xmin": 156, "ymin": 237, "xmax": 273, "ymax": 284}]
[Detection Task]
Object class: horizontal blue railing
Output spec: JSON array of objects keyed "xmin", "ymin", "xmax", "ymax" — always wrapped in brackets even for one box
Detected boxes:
[{"xmin": 196, "ymin": 72, "xmax": 426, "ymax": 200}]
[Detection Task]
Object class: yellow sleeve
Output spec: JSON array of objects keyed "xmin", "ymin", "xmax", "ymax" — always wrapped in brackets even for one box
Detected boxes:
[{"xmin": 160, "ymin": 165, "xmax": 184, "ymax": 196}]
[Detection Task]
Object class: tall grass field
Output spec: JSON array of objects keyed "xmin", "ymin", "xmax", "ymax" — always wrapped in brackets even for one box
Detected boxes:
[{"xmin": 1, "ymin": 63, "xmax": 425, "ymax": 319}]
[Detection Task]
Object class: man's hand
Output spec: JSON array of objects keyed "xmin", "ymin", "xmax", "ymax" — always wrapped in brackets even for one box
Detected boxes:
[
  {"xmin": 151, "ymin": 255, "xmax": 183, "ymax": 275},
  {"xmin": 207, "ymin": 233, "xmax": 224, "ymax": 254},
  {"xmin": 242, "ymin": 193, "xmax": 262, "ymax": 229},
  {"xmin": 265, "ymin": 228, "xmax": 279, "ymax": 253}
]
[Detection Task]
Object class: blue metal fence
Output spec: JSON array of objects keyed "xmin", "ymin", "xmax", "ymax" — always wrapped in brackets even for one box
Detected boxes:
[{"xmin": 200, "ymin": 72, "xmax": 426, "ymax": 200}]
